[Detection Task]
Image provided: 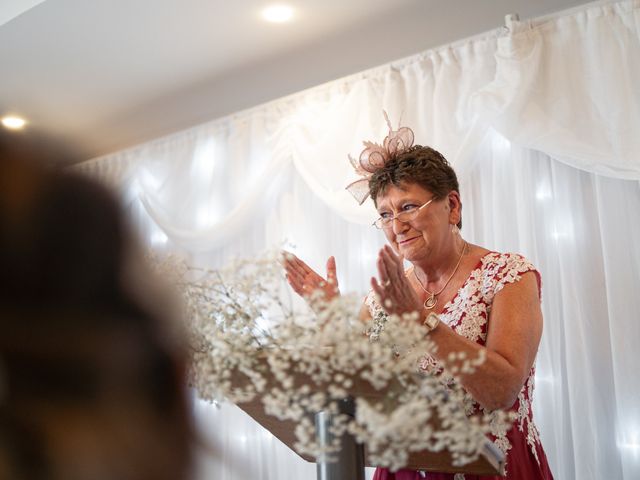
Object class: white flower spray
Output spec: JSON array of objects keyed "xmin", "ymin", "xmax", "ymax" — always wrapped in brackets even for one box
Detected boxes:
[{"xmin": 150, "ymin": 251, "xmax": 513, "ymax": 472}]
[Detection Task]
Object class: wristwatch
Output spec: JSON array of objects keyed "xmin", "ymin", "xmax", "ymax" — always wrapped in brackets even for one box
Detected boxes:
[{"xmin": 423, "ymin": 312, "xmax": 440, "ymax": 332}]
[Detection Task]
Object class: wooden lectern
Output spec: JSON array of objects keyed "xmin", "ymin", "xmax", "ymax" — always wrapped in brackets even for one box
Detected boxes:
[{"xmin": 231, "ymin": 365, "xmax": 505, "ymax": 479}]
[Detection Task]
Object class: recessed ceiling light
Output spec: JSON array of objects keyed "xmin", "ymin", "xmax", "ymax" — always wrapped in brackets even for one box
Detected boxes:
[
  {"xmin": 262, "ymin": 4, "xmax": 294, "ymax": 23},
  {"xmin": 2, "ymin": 115, "xmax": 27, "ymax": 130}
]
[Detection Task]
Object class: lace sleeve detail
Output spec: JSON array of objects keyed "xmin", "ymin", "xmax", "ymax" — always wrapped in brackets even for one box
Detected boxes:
[{"xmin": 486, "ymin": 253, "xmax": 541, "ymax": 299}]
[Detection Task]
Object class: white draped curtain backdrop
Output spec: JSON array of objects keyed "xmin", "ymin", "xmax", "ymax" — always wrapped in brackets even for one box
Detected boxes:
[{"xmin": 75, "ymin": 1, "xmax": 640, "ymax": 478}]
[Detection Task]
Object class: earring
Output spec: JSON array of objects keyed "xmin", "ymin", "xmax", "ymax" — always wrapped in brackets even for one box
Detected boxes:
[{"xmin": 452, "ymin": 224, "xmax": 460, "ymax": 236}]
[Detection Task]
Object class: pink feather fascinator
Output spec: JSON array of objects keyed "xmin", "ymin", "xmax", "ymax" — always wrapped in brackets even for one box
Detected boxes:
[{"xmin": 345, "ymin": 112, "xmax": 414, "ymax": 205}]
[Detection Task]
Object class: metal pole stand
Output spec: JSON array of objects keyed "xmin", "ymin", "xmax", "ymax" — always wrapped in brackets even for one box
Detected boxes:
[{"xmin": 315, "ymin": 397, "xmax": 365, "ymax": 480}]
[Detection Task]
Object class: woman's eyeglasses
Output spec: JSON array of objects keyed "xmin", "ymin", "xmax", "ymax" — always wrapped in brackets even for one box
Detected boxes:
[{"xmin": 372, "ymin": 198, "xmax": 435, "ymax": 229}]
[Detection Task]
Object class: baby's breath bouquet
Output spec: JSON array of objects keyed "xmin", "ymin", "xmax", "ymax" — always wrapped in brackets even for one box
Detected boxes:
[{"xmin": 151, "ymin": 251, "xmax": 511, "ymax": 471}]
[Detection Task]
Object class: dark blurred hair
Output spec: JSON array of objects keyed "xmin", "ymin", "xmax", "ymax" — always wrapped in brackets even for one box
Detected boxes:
[
  {"xmin": 368, "ymin": 145, "xmax": 462, "ymax": 228},
  {"xmin": 0, "ymin": 150, "xmax": 192, "ymax": 480}
]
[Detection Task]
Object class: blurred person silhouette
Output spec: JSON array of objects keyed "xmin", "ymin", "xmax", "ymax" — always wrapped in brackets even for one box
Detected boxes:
[{"xmin": 0, "ymin": 134, "xmax": 193, "ymax": 480}]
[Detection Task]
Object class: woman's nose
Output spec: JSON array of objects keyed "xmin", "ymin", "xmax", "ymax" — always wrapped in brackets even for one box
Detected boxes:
[{"xmin": 392, "ymin": 217, "xmax": 410, "ymax": 234}]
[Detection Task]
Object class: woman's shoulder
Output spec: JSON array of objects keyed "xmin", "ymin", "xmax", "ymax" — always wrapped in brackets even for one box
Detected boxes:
[
  {"xmin": 475, "ymin": 249, "xmax": 541, "ymax": 295},
  {"xmin": 479, "ymin": 250, "xmax": 537, "ymax": 271}
]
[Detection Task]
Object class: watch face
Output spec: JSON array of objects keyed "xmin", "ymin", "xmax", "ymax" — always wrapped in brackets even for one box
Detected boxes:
[{"xmin": 424, "ymin": 313, "xmax": 439, "ymax": 330}]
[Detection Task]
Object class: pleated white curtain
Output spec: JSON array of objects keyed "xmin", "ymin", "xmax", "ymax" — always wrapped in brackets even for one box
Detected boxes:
[
  {"xmin": 462, "ymin": 134, "xmax": 640, "ymax": 480},
  {"xmin": 74, "ymin": 1, "xmax": 640, "ymax": 479}
]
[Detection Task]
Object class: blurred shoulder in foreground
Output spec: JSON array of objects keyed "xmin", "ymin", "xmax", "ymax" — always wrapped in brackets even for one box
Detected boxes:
[{"xmin": 0, "ymin": 134, "xmax": 193, "ymax": 480}]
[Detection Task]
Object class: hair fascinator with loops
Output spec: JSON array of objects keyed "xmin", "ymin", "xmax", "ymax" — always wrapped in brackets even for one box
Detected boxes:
[{"xmin": 345, "ymin": 111, "xmax": 414, "ymax": 205}]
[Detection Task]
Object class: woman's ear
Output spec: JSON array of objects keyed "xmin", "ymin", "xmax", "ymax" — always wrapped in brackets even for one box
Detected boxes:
[{"xmin": 448, "ymin": 191, "xmax": 462, "ymax": 225}]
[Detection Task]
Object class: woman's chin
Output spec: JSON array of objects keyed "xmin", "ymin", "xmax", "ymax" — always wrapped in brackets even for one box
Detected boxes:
[{"xmin": 397, "ymin": 240, "xmax": 423, "ymax": 259}]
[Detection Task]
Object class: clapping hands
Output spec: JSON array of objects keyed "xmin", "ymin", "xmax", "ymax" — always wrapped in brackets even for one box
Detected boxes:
[
  {"xmin": 282, "ymin": 246, "xmax": 422, "ymax": 317},
  {"xmin": 371, "ymin": 245, "xmax": 422, "ymax": 316},
  {"xmin": 281, "ymin": 252, "xmax": 340, "ymax": 304}
]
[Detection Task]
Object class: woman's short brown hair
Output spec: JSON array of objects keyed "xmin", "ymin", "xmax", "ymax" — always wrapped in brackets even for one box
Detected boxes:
[{"xmin": 368, "ymin": 145, "xmax": 462, "ymax": 228}]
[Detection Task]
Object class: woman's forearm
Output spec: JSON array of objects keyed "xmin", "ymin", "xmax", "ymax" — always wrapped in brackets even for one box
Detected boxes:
[{"xmin": 427, "ymin": 321, "xmax": 529, "ymax": 411}]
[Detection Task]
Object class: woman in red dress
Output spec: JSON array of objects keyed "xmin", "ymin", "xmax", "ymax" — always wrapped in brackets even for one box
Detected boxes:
[{"xmin": 284, "ymin": 122, "xmax": 554, "ymax": 479}]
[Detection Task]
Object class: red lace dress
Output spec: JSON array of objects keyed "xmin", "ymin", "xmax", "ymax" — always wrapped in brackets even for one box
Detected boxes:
[{"xmin": 367, "ymin": 252, "xmax": 554, "ymax": 480}]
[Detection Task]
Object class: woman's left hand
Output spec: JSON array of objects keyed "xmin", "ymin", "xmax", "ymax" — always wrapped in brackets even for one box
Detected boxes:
[{"xmin": 371, "ymin": 245, "xmax": 422, "ymax": 316}]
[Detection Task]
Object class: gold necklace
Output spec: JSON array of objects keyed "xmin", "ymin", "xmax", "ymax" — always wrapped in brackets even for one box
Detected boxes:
[{"xmin": 413, "ymin": 240, "xmax": 468, "ymax": 310}]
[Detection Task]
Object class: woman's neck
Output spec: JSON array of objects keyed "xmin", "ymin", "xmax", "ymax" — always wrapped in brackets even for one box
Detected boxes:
[{"xmin": 412, "ymin": 234, "xmax": 466, "ymax": 287}]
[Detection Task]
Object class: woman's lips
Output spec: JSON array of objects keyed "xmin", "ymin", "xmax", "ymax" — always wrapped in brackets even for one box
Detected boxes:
[{"xmin": 398, "ymin": 236, "xmax": 420, "ymax": 245}]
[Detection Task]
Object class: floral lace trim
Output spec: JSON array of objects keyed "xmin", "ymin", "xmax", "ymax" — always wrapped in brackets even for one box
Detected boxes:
[
  {"xmin": 365, "ymin": 292, "xmax": 389, "ymax": 341},
  {"xmin": 366, "ymin": 252, "xmax": 544, "ymax": 471},
  {"xmin": 520, "ymin": 373, "xmax": 542, "ymax": 466}
]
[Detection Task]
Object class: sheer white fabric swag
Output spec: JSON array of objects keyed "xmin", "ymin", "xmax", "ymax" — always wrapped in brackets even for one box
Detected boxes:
[
  {"xmin": 473, "ymin": 0, "xmax": 640, "ymax": 179},
  {"xmin": 76, "ymin": 1, "xmax": 640, "ymax": 252}
]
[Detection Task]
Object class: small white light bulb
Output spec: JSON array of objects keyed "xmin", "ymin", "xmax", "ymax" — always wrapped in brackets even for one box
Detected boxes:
[
  {"xmin": 262, "ymin": 5, "xmax": 294, "ymax": 23},
  {"xmin": 1, "ymin": 115, "xmax": 27, "ymax": 130}
]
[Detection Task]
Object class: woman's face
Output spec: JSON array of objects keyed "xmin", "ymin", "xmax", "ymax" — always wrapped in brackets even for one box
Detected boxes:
[{"xmin": 374, "ymin": 182, "xmax": 460, "ymax": 262}]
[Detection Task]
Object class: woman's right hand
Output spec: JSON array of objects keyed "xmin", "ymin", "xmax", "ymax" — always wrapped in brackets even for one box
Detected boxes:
[{"xmin": 281, "ymin": 252, "xmax": 339, "ymax": 303}]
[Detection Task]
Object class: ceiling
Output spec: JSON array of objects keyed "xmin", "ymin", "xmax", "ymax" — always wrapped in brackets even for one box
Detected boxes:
[{"xmin": 0, "ymin": 0, "xmax": 590, "ymax": 164}]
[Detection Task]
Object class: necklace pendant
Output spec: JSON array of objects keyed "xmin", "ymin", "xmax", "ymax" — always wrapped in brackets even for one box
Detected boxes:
[{"xmin": 424, "ymin": 294, "xmax": 437, "ymax": 310}]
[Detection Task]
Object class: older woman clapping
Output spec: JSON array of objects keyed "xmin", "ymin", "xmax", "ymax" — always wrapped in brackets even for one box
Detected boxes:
[{"xmin": 283, "ymin": 119, "xmax": 554, "ymax": 480}]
